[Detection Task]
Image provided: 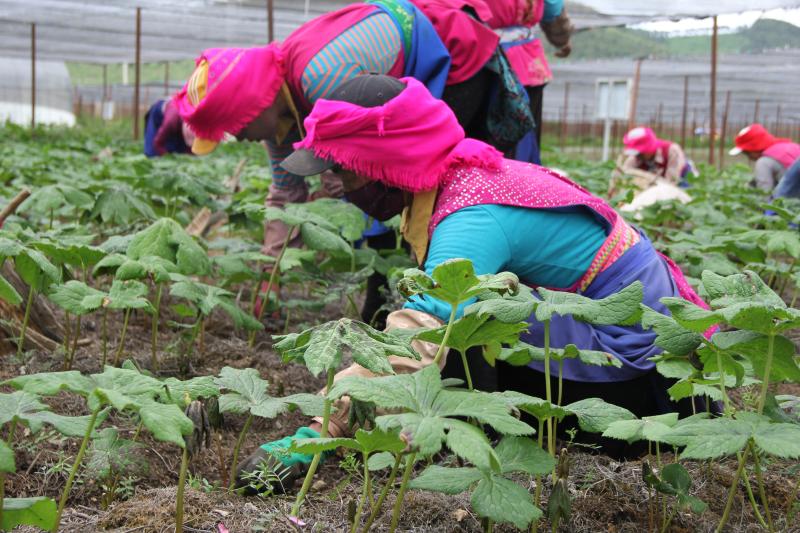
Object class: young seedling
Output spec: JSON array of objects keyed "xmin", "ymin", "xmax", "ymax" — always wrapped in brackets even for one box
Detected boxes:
[
  {"xmin": 409, "ymin": 436, "xmax": 554, "ymax": 532},
  {"xmin": 273, "ymin": 318, "xmax": 420, "ymax": 520},
  {"xmin": 0, "ymin": 236, "xmax": 61, "ymax": 358},
  {"xmin": 397, "ymin": 258, "xmax": 520, "ymax": 368},
  {"xmin": 290, "ymin": 427, "xmax": 407, "ymax": 533},
  {"xmin": 328, "ymin": 364, "xmax": 534, "ymax": 531},
  {"xmin": 213, "ymin": 366, "xmax": 324, "ymax": 491},
  {"xmin": 642, "ymin": 462, "xmax": 707, "ymax": 533},
  {"xmin": 5, "ymin": 366, "xmax": 200, "ymax": 531}
]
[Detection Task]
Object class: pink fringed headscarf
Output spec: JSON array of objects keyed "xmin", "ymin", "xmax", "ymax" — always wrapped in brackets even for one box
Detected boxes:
[
  {"xmin": 174, "ymin": 45, "xmax": 285, "ymax": 142},
  {"xmin": 293, "ymin": 77, "xmax": 503, "ymax": 192}
]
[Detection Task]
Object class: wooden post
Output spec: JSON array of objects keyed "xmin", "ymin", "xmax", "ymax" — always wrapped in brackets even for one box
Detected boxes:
[
  {"xmin": 680, "ymin": 75, "xmax": 689, "ymax": 148},
  {"xmin": 775, "ymin": 104, "xmax": 782, "ymax": 135},
  {"xmin": 102, "ymin": 64, "xmax": 108, "ymax": 100},
  {"xmin": 560, "ymin": 82, "xmax": 570, "ymax": 151},
  {"xmin": 627, "ymin": 58, "xmax": 643, "ymax": 131},
  {"xmin": 655, "ymin": 102, "xmax": 663, "ymax": 134},
  {"xmin": 708, "ymin": 15, "xmax": 718, "ymax": 166},
  {"xmin": 718, "ymin": 90, "xmax": 731, "ymax": 170},
  {"xmin": 164, "ymin": 62, "xmax": 170, "ymax": 95},
  {"xmin": 30, "ymin": 23, "xmax": 36, "ymax": 130},
  {"xmin": 267, "ymin": 0, "xmax": 274, "ymax": 42},
  {"xmin": 133, "ymin": 7, "xmax": 142, "ymax": 140},
  {"xmin": 753, "ymin": 99, "xmax": 760, "ymax": 123}
]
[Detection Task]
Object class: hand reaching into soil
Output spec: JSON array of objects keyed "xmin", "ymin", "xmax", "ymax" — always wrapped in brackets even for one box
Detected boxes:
[{"xmin": 234, "ymin": 426, "xmax": 321, "ymax": 494}]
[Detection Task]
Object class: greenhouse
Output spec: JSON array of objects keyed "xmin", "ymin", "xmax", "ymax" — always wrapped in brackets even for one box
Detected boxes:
[{"xmin": 0, "ymin": 1, "xmax": 799, "ymax": 532}]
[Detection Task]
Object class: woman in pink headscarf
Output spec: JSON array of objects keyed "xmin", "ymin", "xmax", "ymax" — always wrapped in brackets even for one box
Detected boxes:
[
  {"xmin": 485, "ymin": 0, "xmax": 574, "ymax": 163},
  {"xmin": 621, "ymin": 126, "xmax": 693, "ymax": 187},
  {"xmin": 234, "ymin": 75, "xmax": 712, "ymax": 491}
]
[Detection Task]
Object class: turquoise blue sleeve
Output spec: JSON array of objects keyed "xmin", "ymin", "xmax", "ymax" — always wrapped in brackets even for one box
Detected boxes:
[
  {"xmin": 405, "ymin": 206, "xmax": 510, "ymax": 322},
  {"xmin": 542, "ymin": 0, "xmax": 564, "ymax": 23}
]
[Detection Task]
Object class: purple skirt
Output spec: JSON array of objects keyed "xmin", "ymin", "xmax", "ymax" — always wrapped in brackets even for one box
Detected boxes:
[{"xmin": 525, "ymin": 232, "xmax": 679, "ymax": 383}]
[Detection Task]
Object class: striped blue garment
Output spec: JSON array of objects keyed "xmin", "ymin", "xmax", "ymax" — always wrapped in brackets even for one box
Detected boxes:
[
  {"xmin": 301, "ymin": 12, "xmax": 403, "ymax": 104},
  {"xmin": 270, "ymin": 12, "xmax": 403, "ymax": 190}
]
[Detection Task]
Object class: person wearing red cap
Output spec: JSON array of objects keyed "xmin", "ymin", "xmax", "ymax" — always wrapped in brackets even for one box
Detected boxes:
[
  {"xmin": 619, "ymin": 127, "xmax": 692, "ymax": 187},
  {"xmin": 729, "ymin": 123, "xmax": 800, "ymax": 193}
]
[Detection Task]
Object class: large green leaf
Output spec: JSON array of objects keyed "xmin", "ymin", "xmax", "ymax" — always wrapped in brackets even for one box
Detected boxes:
[
  {"xmin": 465, "ymin": 285, "xmax": 537, "ymax": 324},
  {"xmin": 497, "ymin": 341, "xmax": 622, "ymax": 368},
  {"xmin": 602, "ymin": 412, "xmax": 679, "ymax": 444},
  {"xmin": 328, "ymin": 365, "xmax": 533, "ymax": 470},
  {"xmin": 274, "ymin": 318, "xmax": 419, "ymax": 377},
  {"xmin": 2, "ymin": 497, "xmax": 58, "ymax": 531},
  {"xmin": 492, "ymin": 390, "xmax": 569, "ymax": 422},
  {"xmin": 0, "ymin": 390, "xmax": 48, "ymax": 428},
  {"xmin": 48, "ymin": 280, "xmax": 105, "ymax": 315},
  {"xmin": 398, "ymin": 259, "xmax": 519, "ymax": 307},
  {"xmin": 14, "ymin": 248, "xmax": 60, "ymax": 290},
  {"xmin": 0, "ymin": 439, "xmax": 15, "ymax": 473},
  {"xmin": 290, "ymin": 427, "xmax": 406, "ymax": 456},
  {"xmin": 711, "ymin": 330, "xmax": 800, "ymax": 382},
  {"xmin": 415, "ymin": 314, "xmax": 528, "ymax": 355},
  {"xmin": 471, "ymin": 474, "xmax": 543, "ymax": 530},
  {"xmin": 563, "ymin": 398, "xmax": 636, "ymax": 433},
  {"xmin": 664, "ymin": 412, "xmax": 800, "ymax": 459},
  {"xmin": 0, "ymin": 272, "xmax": 22, "ymax": 305},
  {"xmin": 535, "ymin": 281, "xmax": 643, "ymax": 325},
  {"xmin": 215, "ymin": 366, "xmax": 324, "ymax": 419},
  {"xmin": 86, "ymin": 427, "xmax": 146, "ymax": 478},
  {"xmin": 299, "ymin": 222, "xmax": 352, "ymax": 255},
  {"xmin": 126, "ymin": 218, "xmax": 210, "ymax": 275}
]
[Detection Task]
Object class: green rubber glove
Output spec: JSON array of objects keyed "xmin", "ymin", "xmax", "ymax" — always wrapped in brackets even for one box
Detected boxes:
[{"xmin": 259, "ymin": 426, "xmax": 321, "ymax": 467}]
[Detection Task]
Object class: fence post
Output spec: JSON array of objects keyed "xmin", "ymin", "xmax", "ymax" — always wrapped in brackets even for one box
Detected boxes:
[
  {"xmin": 628, "ymin": 58, "xmax": 643, "ymax": 131},
  {"xmin": 133, "ymin": 7, "xmax": 142, "ymax": 140},
  {"xmin": 718, "ymin": 90, "xmax": 731, "ymax": 170},
  {"xmin": 680, "ymin": 75, "xmax": 689, "ymax": 148},
  {"xmin": 268, "ymin": 0, "xmax": 274, "ymax": 42},
  {"xmin": 31, "ymin": 23, "xmax": 36, "ymax": 130},
  {"xmin": 164, "ymin": 62, "xmax": 170, "ymax": 95},
  {"xmin": 708, "ymin": 15, "xmax": 718, "ymax": 166},
  {"xmin": 753, "ymin": 99, "xmax": 760, "ymax": 124}
]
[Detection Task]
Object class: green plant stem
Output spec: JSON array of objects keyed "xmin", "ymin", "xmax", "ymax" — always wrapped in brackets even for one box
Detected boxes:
[
  {"xmin": 350, "ymin": 452, "xmax": 371, "ymax": 533},
  {"xmin": 250, "ymin": 229, "xmax": 293, "ymax": 347},
  {"xmin": 750, "ymin": 442, "xmax": 774, "ymax": 532},
  {"xmin": 485, "ymin": 519, "xmax": 494, "ymax": 533},
  {"xmin": 713, "ymin": 347, "xmax": 731, "ymax": 414},
  {"xmin": 63, "ymin": 311, "xmax": 71, "ymax": 354},
  {"xmin": 757, "ymin": 334, "xmax": 775, "ymax": 415},
  {"xmin": 787, "ymin": 475, "xmax": 800, "ymax": 522},
  {"xmin": 100, "ymin": 308, "xmax": 109, "ymax": 367},
  {"xmin": 530, "ymin": 416, "xmax": 544, "ymax": 533},
  {"xmin": 361, "ymin": 453, "xmax": 402, "ymax": 533},
  {"xmin": 16, "ymin": 286, "xmax": 34, "ymax": 359},
  {"xmin": 433, "ymin": 305, "xmax": 458, "ymax": 366},
  {"xmin": 113, "ymin": 308, "xmax": 132, "ymax": 366},
  {"xmin": 6, "ymin": 420, "xmax": 17, "ymax": 443},
  {"xmin": 291, "ymin": 368, "xmax": 335, "ymax": 518},
  {"xmin": 543, "ymin": 320, "xmax": 555, "ymax": 459},
  {"xmin": 247, "ymin": 260, "xmax": 263, "ymax": 316},
  {"xmin": 458, "ymin": 350, "xmax": 474, "ymax": 391},
  {"xmin": 389, "ymin": 452, "xmax": 417, "ymax": 533},
  {"xmin": 0, "ymin": 472, "xmax": 5, "ymax": 529},
  {"xmin": 791, "ymin": 288, "xmax": 799, "ymax": 309},
  {"xmin": 175, "ymin": 446, "xmax": 189, "ymax": 533},
  {"xmin": 53, "ymin": 406, "xmax": 100, "ymax": 532},
  {"xmin": 227, "ymin": 413, "xmax": 253, "ymax": 492},
  {"xmin": 66, "ymin": 315, "xmax": 81, "ymax": 370},
  {"xmin": 659, "ymin": 506, "xmax": 677, "ymax": 533},
  {"xmin": 655, "ymin": 442, "xmax": 662, "ymax": 469},
  {"xmin": 150, "ymin": 282, "xmax": 163, "ymax": 371},
  {"xmin": 741, "ymin": 458, "xmax": 769, "ymax": 530},
  {"xmin": 715, "ymin": 446, "xmax": 750, "ymax": 533}
]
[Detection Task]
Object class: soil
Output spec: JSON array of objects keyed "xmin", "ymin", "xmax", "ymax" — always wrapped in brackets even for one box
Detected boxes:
[{"xmin": 3, "ymin": 294, "xmax": 800, "ymax": 533}]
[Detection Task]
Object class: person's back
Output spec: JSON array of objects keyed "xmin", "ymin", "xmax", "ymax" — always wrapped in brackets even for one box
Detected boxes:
[{"xmin": 730, "ymin": 124, "xmax": 800, "ymax": 192}]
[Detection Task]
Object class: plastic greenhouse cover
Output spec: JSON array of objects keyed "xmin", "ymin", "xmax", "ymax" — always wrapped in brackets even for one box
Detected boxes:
[{"xmin": 0, "ymin": 0, "xmax": 798, "ymax": 63}]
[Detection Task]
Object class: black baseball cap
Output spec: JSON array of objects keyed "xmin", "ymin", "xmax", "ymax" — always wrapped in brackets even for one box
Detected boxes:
[{"xmin": 280, "ymin": 75, "xmax": 406, "ymax": 177}]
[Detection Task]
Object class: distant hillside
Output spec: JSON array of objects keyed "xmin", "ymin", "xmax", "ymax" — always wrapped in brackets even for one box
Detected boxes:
[{"xmin": 548, "ymin": 19, "xmax": 800, "ymax": 61}]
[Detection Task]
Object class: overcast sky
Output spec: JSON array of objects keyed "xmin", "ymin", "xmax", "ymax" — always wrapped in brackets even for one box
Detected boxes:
[{"xmin": 633, "ymin": 7, "xmax": 800, "ymax": 33}]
